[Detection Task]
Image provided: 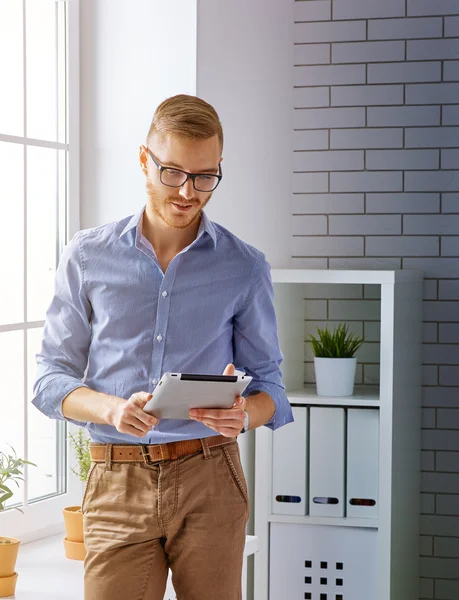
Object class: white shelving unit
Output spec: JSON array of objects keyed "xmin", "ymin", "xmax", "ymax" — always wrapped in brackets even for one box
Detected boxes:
[{"xmin": 254, "ymin": 269, "xmax": 422, "ymax": 600}]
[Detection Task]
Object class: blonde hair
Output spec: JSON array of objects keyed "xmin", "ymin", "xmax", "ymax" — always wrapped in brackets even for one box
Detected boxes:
[{"xmin": 147, "ymin": 94, "xmax": 223, "ymax": 148}]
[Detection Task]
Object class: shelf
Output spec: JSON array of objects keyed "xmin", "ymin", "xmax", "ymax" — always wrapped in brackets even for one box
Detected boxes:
[
  {"xmin": 268, "ymin": 514, "xmax": 379, "ymax": 529},
  {"xmin": 287, "ymin": 385, "xmax": 380, "ymax": 407},
  {"xmin": 271, "ymin": 268, "xmax": 422, "ymax": 285}
]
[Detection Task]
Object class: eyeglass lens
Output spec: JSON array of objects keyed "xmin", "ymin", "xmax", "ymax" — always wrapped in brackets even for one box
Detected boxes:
[{"xmin": 161, "ymin": 168, "xmax": 219, "ymax": 192}]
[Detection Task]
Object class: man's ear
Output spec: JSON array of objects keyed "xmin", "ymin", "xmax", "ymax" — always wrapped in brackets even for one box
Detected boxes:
[{"xmin": 139, "ymin": 146, "xmax": 148, "ymax": 174}]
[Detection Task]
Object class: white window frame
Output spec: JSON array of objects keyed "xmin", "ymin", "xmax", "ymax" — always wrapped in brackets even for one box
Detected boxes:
[{"xmin": 0, "ymin": 0, "xmax": 83, "ymax": 543}]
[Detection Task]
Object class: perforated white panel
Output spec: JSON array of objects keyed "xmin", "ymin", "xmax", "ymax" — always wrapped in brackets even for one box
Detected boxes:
[{"xmin": 269, "ymin": 523, "xmax": 378, "ymax": 600}]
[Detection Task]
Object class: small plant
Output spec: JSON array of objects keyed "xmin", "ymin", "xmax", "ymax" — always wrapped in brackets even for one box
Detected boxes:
[
  {"xmin": 308, "ymin": 323, "xmax": 364, "ymax": 358},
  {"xmin": 0, "ymin": 445, "xmax": 36, "ymax": 515},
  {"xmin": 68, "ymin": 429, "xmax": 91, "ymax": 483}
]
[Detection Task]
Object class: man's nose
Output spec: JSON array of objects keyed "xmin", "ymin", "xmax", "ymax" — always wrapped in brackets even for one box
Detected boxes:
[{"xmin": 179, "ymin": 178, "xmax": 195, "ymax": 201}]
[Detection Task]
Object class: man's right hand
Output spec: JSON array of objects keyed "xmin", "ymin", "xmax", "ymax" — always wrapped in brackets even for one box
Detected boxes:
[{"xmin": 110, "ymin": 392, "xmax": 159, "ymax": 438}]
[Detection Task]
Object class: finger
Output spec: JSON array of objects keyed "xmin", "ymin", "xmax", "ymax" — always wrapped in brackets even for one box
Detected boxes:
[
  {"xmin": 197, "ymin": 416, "xmax": 244, "ymax": 429},
  {"xmin": 127, "ymin": 405, "xmax": 158, "ymax": 427},
  {"xmin": 191, "ymin": 408, "xmax": 244, "ymax": 420},
  {"xmin": 131, "ymin": 393, "xmax": 153, "ymax": 407},
  {"xmin": 118, "ymin": 423, "xmax": 149, "ymax": 438},
  {"xmin": 130, "ymin": 395, "xmax": 158, "ymax": 426},
  {"xmin": 232, "ymin": 396, "xmax": 245, "ymax": 408},
  {"xmin": 124, "ymin": 415, "xmax": 154, "ymax": 434},
  {"xmin": 223, "ymin": 363, "xmax": 235, "ymax": 376},
  {"xmin": 134, "ymin": 408, "xmax": 158, "ymax": 427}
]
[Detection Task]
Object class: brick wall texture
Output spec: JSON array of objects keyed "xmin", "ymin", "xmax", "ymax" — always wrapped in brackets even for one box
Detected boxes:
[{"xmin": 293, "ymin": 1, "xmax": 459, "ymax": 599}]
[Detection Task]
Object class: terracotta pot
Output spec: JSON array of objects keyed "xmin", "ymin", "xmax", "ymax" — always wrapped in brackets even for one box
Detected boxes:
[
  {"xmin": 0, "ymin": 537, "xmax": 20, "ymax": 597},
  {"xmin": 0, "ymin": 538, "xmax": 20, "ymax": 578},
  {"xmin": 0, "ymin": 572, "xmax": 18, "ymax": 598},
  {"xmin": 63, "ymin": 506, "xmax": 84, "ymax": 543},
  {"xmin": 63, "ymin": 506, "xmax": 86, "ymax": 560},
  {"xmin": 63, "ymin": 538, "xmax": 87, "ymax": 561}
]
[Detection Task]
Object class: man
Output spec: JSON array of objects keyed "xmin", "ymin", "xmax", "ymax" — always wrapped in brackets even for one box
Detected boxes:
[{"xmin": 32, "ymin": 94, "xmax": 293, "ymax": 600}]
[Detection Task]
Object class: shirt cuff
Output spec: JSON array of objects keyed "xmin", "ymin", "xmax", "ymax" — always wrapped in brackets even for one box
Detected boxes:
[
  {"xmin": 245, "ymin": 381, "xmax": 294, "ymax": 431},
  {"xmin": 32, "ymin": 377, "xmax": 89, "ymax": 428}
]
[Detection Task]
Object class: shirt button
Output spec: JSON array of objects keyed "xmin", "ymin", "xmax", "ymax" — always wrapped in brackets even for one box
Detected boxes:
[
  {"xmin": 152, "ymin": 378, "xmax": 158, "ymax": 385},
  {"xmin": 162, "ymin": 291, "xmax": 168, "ymax": 298},
  {"xmin": 156, "ymin": 334, "xmax": 163, "ymax": 342}
]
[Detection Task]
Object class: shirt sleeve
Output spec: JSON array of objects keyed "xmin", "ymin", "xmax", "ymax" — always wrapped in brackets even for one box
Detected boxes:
[
  {"xmin": 31, "ymin": 232, "xmax": 90, "ymax": 427},
  {"xmin": 232, "ymin": 253, "xmax": 294, "ymax": 431}
]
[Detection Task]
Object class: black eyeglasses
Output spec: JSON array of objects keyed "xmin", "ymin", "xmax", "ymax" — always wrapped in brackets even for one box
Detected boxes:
[{"xmin": 147, "ymin": 149, "xmax": 222, "ymax": 192}]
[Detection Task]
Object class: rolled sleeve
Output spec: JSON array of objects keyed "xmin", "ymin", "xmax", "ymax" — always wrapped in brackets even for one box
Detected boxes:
[
  {"xmin": 233, "ymin": 253, "xmax": 294, "ymax": 431},
  {"xmin": 31, "ymin": 232, "xmax": 91, "ymax": 428}
]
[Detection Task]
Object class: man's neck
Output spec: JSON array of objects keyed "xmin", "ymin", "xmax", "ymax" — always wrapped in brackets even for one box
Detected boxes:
[{"xmin": 142, "ymin": 205, "xmax": 202, "ymax": 257}]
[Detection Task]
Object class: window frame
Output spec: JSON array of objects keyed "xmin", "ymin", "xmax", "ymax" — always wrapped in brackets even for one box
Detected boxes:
[{"xmin": 0, "ymin": 0, "xmax": 83, "ymax": 543}]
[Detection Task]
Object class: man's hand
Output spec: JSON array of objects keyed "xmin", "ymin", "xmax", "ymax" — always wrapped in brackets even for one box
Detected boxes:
[
  {"xmin": 109, "ymin": 392, "xmax": 159, "ymax": 438},
  {"xmin": 189, "ymin": 364, "xmax": 247, "ymax": 438}
]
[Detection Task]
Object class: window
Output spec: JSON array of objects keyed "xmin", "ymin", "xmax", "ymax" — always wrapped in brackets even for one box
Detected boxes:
[{"xmin": 0, "ymin": 0, "xmax": 81, "ymax": 540}]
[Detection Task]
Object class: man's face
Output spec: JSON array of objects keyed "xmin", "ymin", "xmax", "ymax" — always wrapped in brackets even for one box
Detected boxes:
[{"xmin": 141, "ymin": 133, "xmax": 222, "ymax": 230}]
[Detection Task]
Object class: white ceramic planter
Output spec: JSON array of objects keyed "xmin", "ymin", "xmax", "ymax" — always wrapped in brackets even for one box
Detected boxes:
[{"xmin": 314, "ymin": 357, "xmax": 357, "ymax": 397}]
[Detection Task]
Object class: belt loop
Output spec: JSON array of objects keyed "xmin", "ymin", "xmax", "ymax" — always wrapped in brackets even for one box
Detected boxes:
[
  {"xmin": 105, "ymin": 444, "xmax": 113, "ymax": 471},
  {"xmin": 201, "ymin": 438, "xmax": 212, "ymax": 460}
]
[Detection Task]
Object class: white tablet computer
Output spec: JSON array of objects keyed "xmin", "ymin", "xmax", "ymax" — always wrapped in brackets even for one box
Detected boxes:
[{"xmin": 143, "ymin": 373, "xmax": 252, "ymax": 420}]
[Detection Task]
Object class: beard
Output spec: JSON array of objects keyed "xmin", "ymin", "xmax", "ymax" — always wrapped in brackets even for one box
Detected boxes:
[{"xmin": 146, "ymin": 179, "xmax": 212, "ymax": 230}]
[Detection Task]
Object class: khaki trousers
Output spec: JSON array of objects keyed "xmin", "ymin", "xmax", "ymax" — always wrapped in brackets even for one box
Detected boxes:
[{"xmin": 82, "ymin": 439, "xmax": 249, "ymax": 600}]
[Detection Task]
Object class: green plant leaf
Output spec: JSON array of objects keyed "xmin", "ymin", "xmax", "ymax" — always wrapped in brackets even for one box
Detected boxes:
[
  {"xmin": 68, "ymin": 429, "xmax": 92, "ymax": 482},
  {"xmin": 307, "ymin": 322, "xmax": 364, "ymax": 358}
]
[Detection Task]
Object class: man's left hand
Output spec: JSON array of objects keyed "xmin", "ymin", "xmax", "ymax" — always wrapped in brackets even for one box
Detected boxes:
[{"xmin": 188, "ymin": 363, "xmax": 246, "ymax": 437}]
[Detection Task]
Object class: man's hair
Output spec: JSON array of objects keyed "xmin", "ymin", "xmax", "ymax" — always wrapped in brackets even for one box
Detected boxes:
[{"xmin": 147, "ymin": 94, "xmax": 223, "ymax": 148}]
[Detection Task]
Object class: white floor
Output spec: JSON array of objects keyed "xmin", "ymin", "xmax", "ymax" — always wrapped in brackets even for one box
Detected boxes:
[
  {"xmin": 11, "ymin": 535, "xmax": 83, "ymax": 599},
  {"xmin": 8, "ymin": 534, "xmax": 258, "ymax": 599}
]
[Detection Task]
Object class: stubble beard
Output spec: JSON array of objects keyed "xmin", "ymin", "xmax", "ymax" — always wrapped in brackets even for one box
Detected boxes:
[{"xmin": 146, "ymin": 180, "xmax": 212, "ymax": 230}]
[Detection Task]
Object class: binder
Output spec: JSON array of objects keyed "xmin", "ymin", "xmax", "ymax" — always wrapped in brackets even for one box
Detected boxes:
[
  {"xmin": 272, "ymin": 406, "xmax": 308, "ymax": 515},
  {"xmin": 309, "ymin": 407, "xmax": 345, "ymax": 517},
  {"xmin": 347, "ymin": 408, "xmax": 379, "ymax": 518}
]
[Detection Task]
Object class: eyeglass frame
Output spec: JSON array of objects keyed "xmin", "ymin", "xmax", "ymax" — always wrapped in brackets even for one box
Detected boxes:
[{"xmin": 146, "ymin": 148, "xmax": 223, "ymax": 192}]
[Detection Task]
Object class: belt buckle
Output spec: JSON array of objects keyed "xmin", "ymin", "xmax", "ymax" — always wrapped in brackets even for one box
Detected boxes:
[
  {"xmin": 141, "ymin": 445, "xmax": 152, "ymax": 464},
  {"xmin": 141, "ymin": 444, "xmax": 166, "ymax": 464}
]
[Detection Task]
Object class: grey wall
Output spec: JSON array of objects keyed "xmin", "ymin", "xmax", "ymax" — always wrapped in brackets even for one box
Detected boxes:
[
  {"xmin": 197, "ymin": 0, "xmax": 293, "ymax": 268},
  {"xmin": 293, "ymin": 1, "xmax": 459, "ymax": 599}
]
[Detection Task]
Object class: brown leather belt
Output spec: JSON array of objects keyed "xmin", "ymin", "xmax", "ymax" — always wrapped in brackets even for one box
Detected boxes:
[{"xmin": 89, "ymin": 435, "xmax": 236, "ymax": 464}]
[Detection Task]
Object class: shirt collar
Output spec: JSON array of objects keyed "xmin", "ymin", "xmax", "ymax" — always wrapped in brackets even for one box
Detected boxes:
[
  {"xmin": 119, "ymin": 206, "xmax": 217, "ymax": 249},
  {"xmin": 119, "ymin": 207, "xmax": 145, "ymax": 238},
  {"xmin": 196, "ymin": 210, "xmax": 217, "ymax": 249}
]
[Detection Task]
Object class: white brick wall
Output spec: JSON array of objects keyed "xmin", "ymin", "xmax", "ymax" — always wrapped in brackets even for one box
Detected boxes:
[{"xmin": 293, "ymin": 1, "xmax": 459, "ymax": 598}]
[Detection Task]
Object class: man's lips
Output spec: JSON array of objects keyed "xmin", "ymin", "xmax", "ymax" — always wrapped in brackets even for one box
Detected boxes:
[{"xmin": 170, "ymin": 202, "xmax": 196, "ymax": 212}]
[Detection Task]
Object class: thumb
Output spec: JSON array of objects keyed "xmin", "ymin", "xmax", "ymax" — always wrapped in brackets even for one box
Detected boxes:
[
  {"xmin": 132, "ymin": 392, "xmax": 152, "ymax": 407},
  {"xmin": 232, "ymin": 395, "xmax": 245, "ymax": 408},
  {"xmin": 223, "ymin": 363, "xmax": 235, "ymax": 376}
]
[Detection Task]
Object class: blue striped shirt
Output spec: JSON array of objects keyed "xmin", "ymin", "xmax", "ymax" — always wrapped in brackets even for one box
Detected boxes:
[{"xmin": 32, "ymin": 207, "xmax": 293, "ymax": 444}]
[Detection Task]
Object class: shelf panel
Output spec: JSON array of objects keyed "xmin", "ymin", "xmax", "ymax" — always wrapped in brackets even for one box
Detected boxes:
[
  {"xmin": 271, "ymin": 268, "xmax": 422, "ymax": 285},
  {"xmin": 268, "ymin": 514, "xmax": 379, "ymax": 529},
  {"xmin": 287, "ymin": 385, "xmax": 380, "ymax": 407}
]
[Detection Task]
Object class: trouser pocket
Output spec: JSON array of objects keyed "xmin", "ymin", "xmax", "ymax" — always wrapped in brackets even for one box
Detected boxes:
[{"xmin": 222, "ymin": 444, "xmax": 249, "ymax": 504}]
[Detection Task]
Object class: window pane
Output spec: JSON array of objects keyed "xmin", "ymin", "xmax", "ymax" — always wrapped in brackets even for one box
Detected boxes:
[
  {"xmin": 27, "ymin": 327, "xmax": 60, "ymax": 501},
  {"xmin": 0, "ymin": 142, "xmax": 24, "ymax": 326},
  {"xmin": 26, "ymin": 0, "xmax": 58, "ymax": 141},
  {"xmin": 27, "ymin": 146, "xmax": 59, "ymax": 322},
  {"xmin": 0, "ymin": 1, "xmax": 23, "ymax": 136},
  {"xmin": 0, "ymin": 331, "xmax": 24, "ymax": 509}
]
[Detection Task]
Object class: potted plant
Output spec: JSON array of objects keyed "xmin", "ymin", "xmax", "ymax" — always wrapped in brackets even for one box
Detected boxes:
[
  {"xmin": 63, "ymin": 429, "xmax": 91, "ymax": 561},
  {"xmin": 308, "ymin": 323, "xmax": 365, "ymax": 397},
  {"xmin": 0, "ymin": 446, "xmax": 36, "ymax": 598}
]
